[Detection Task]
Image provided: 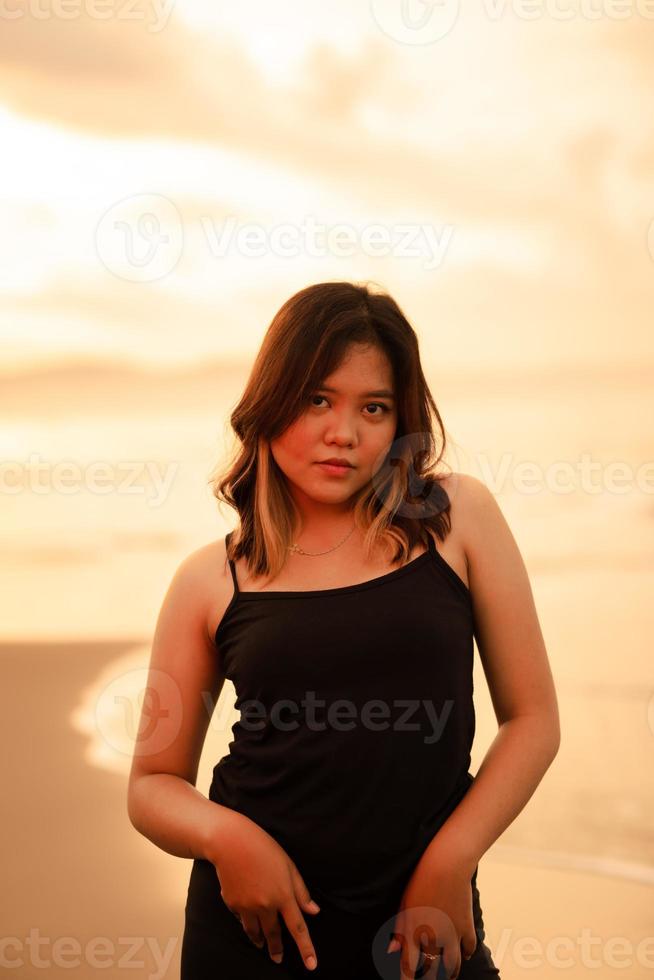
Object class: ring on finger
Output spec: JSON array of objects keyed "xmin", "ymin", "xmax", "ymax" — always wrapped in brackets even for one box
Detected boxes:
[{"xmin": 422, "ymin": 946, "xmax": 443, "ymax": 964}]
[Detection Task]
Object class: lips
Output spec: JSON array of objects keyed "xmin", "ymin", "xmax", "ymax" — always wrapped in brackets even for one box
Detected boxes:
[
  {"xmin": 318, "ymin": 459, "xmax": 353, "ymax": 467},
  {"xmin": 316, "ymin": 461, "xmax": 354, "ymax": 476}
]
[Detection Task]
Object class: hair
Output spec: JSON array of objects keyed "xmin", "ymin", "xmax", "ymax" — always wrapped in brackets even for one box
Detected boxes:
[{"xmin": 208, "ymin": 280, "xmax": 455, "ymax": 585}]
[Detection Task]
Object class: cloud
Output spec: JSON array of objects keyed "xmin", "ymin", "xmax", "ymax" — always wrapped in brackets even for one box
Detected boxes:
[
  {"xmin": 0, "ymin": 3, "xmax": 558, "ymax": 225},
  {"xmin": 0, "ymin": 3, "xmax": 397, "ymax": 140},
  {"xmin": 2, "ymin": 4, "xmax": 654, "ymax": 381},
  {"xmin": 1, "ymin": 2, "xmax": 652, "ymax": 236}
]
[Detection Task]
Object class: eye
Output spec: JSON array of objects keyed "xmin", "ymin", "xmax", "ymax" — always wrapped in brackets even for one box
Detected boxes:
[{"xmin": 309, "ymin": 395, "xmax": 390, "ymax": 416}]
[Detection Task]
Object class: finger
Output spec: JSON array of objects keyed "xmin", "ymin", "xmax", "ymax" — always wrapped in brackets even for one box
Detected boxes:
[
  {"xmin": 239, "ymin": 910, "xmax": 265, "ymax": 949},
  {"xmin": 219, "ymin": 888, "xmax": 244, "ymax": 925},
  {"xmin": 281, "ymin": 899, "xmax": 318, "ymax": 972},
  {"xmin": 258, "ymin": 908, "xmax": 285, "ymax": 965},
  {"xmin": 414, "ymin": 921, "xmax": 443, "ymax": 978},
  {"xmin": 419, "ymin": 949, "xmax": 443, "ymax": 978},
  {"xmin": 387, "ymin": 919, "xmax": 404, "ymax": 955},
  {"xmin": 289, "ymin": 864, "xmax": 321, "ymax": 915},
  {"xmin": 437, "ymin": 943, "xmax": 459, "ymax": 980},
  {"xmin": 460, "ymin": 931, "xmax": 477, "ymax": 961},
  {"xmin": 398, "ymin": 939, "xmax": 422, "ymax": 980}
]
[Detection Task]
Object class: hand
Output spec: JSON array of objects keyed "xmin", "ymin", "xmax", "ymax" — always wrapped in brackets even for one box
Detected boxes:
[
  {"xmin": 206, "ymin": 810, "xmax": 321, "ymax": 971},
  {"xmin": 386, "ymin": 854, "xmax": 478, "ymax": 979}
]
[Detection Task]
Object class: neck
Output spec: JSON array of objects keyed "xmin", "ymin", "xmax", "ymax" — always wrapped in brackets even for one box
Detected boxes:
[{"xmin": 290, "ymin": 519, "xmax": 357, "ymax": 552}]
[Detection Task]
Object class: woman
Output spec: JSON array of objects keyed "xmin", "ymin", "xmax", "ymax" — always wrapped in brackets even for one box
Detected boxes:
[{"xmin": 127, "ymin": 281, "xmax": 560, "ymax": 979}]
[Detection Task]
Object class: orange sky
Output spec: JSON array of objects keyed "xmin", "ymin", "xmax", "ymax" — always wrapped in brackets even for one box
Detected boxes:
[{"xmin": 0, "ymin": 2, "xmax": 653, "ymax": 373}]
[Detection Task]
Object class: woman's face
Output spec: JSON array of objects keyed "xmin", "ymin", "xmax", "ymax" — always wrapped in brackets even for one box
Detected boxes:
[{"xmin": 270, "ymin": 344, "xmax": 398, "ymax": 518}]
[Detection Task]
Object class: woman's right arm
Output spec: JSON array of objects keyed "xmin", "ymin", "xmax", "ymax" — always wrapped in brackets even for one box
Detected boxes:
[
  {"xmin": 126, "ymin": 542, "xmax": 322, "ymax": 971},
  {"xmin": 126, "ymin": 543, "xmax": 233, "ymax": 862}
]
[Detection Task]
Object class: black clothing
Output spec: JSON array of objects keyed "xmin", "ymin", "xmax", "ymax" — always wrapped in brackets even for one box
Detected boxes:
[
  {"xmin": 210, "ymin": 530, "xmax": 475, "ymax": 914},
  {"xmin": 181, "ymin": 530, "xmax": 501, "ymax": 978},
  {"xmin": 182, "ymin": 857, "xmax": 500, "ymax": 979}
]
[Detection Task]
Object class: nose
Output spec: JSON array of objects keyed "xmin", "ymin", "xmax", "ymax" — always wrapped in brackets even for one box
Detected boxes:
[{"xmin": 322, "ymin": 410, "xmax": 359, "ymax": 444}]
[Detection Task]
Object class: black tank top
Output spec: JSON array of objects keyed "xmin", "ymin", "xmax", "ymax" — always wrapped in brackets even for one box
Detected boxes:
[{"xmin": 209, "ymin": 530, "xmax": 476, "ymax": 914}]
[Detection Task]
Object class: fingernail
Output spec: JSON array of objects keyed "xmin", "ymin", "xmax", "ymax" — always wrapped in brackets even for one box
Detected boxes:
[
  {"xmin": 387, "ymin": 939, "xmax": 400, "ymax": 953},
  {"xmin": 307, "ymin": 900, "xmax": 320, "ymax": 912},
  {"xmin": 306, "ymin": 955, "xmax": 317, "ymax": 969},
  {"xmin": 271, "ymin": 953, "xmax": 282, "ymax": 963}
]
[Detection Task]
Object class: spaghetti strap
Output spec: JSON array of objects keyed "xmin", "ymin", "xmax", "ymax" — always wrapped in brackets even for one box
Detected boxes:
[
  {"xmin": 225, "ymin": 531, "xmax": 239, "ymax": 594},
  {"xmin": 425, "ymin": 529, "xmax": 471, "ymax": 600}
]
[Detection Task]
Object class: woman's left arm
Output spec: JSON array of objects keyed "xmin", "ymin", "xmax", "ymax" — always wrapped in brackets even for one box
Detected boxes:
[
  {"xmin": 425, "ymin": 473, "xmax": 561, "ymax": 871},
  {"xmin": 386, "ymin": 476, "xmax": 561, "ymax": 973}
]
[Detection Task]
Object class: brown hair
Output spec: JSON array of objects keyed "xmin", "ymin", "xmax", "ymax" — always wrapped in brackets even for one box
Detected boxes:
[{"xmin": 208, "ymin": 280, "xmax": 454, "ymax": 584}]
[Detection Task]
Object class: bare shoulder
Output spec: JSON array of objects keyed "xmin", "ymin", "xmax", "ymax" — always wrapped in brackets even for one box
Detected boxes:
[
  {"xmin": 440, "ymin": 470, "xmax": 490, "ymax": 508},
  {"xmin": 178, "ymin": 536, "xmax": 233, "ymax": 645},
  {"xmin": 445, "ymin": 472, "xmax": 513, "ymax": 566},
  {"xmin": 434, "ymin": 471, "xmax": 511, "ymax": 590}
]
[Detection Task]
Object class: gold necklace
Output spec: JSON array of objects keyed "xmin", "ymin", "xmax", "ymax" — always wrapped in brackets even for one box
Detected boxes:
[{"xmin": 287, "ymin": 523, "xmax": 356, "ymax": 557}]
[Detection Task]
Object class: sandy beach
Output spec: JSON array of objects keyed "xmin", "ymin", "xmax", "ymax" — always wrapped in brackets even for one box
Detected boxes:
[{"xmin": 1, "ymin": 640, "xmax": 185, "ymax": 980}]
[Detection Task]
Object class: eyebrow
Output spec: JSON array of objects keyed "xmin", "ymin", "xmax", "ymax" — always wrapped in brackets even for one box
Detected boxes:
[{"xmin": 317, "ymin": 386, "xmax": 396, "ymax": 400}]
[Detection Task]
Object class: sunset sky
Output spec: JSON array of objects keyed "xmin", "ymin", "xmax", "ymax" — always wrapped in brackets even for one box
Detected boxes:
[{"xmin": 1, "ymin": 1, "xmax": 653, "ymax": 373}]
